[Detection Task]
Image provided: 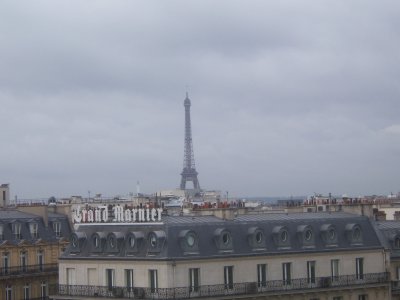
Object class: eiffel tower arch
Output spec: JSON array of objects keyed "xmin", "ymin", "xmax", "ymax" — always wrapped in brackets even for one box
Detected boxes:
[{"xmin": 180, "ymin": 92, "xmax": 201, "ymax": 192}]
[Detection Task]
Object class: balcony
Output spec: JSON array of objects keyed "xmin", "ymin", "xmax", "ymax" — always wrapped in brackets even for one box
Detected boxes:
[
  {"xmin": 392, "ymin": 281, "xmax": 400, "ymax": 294},
  {"xmin": 55, "ymin": 272, "xmax": 388, "ymax": 299},
  {"xmin": 0, "ymin": 263, "xmax": 58, "ymax": 278}
]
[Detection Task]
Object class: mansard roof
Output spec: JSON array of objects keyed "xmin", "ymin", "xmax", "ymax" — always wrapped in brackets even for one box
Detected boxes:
[
  {"xmin": 375, "ymin": 221, "xmax": 400, "ymax": 259},
  {"xmin": 0, "ymin": 209, "xmax": 71, "ymax": 244},
  {"xmin": 61, "ymin": 211, "xmax": 384, "ymax": 261}
]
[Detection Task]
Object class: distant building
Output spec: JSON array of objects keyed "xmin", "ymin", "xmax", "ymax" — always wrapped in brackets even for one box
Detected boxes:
[
  {"xmin": 0, "ymin": 184, "xmax": 10, "ymax": 208},
  {"xmin": 54, "ymin": 211, "xmax": 389, "ymax": 299},
  {"xmin": 0, "ymin": 206, "xmax": 71, "ymax": 300}
]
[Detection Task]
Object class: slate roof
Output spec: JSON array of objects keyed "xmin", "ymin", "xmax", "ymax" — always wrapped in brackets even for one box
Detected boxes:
[
  {"xmin": 61, "ymin": 212, "xmax": 384, "ymax": 261},
  {"xmin": 375, "ymin": 221, "xmax": 400, "ymax": 258},
  {"xmin": 0, "ymin": 209, "xmax": 71, "ymax": 244}
]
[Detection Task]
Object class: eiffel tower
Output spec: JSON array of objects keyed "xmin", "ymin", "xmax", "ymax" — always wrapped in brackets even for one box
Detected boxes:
[{"xmin": 180, "ymin": 92, "xmax": 201, "ymax": 192}]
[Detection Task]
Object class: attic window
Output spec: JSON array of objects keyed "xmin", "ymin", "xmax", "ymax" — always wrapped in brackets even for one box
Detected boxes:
[
  {"xmin": 0, "ymin": 225, "xmax": 3, "ymax": 240},
  {"xmin": 149, "ymin": 233, "xmax": 157, "ymax": 248},
  {"xmin": 222, "ymin": 232, "xmax": 231, "ymax": 245},
  {"xmin": 128, "ymin": 236, "xmax": 135, "ymax": 248},
  {"xmin": 280, "ymin": 230, "xmax": 288, "ymax": 242},
  {"xmin": 94, "ymin": 236, "xmax": 99, "ymax": 248},
  {"xmin": 71, "ymin": 235, "xmax": 78, "ymax": 248},
  {"xmin": 30, "ymin": 223, "xmax": 38, "ymax": 239},
  {"xmin": 186, "ymin": 232, "xmax": 196, "ymax": 248},
  {"xmin": 305, "ymin": 229, "xmax": 313, "ymax": 241},
  {"xmin": 13, "ymin": 223, "xmax": 21, "ymax": 239},
  {"xmin": 53, "ymin": 222, "xmax": 61, "ymax": 238},
  {"xmin": 328, "ymin": 228, "xmax": 336, "ymax": 241},
  {"xmin": 109, "ymin": 236, "xmax": 116, "ymax": 248},
  {"xmin": 395, "ymin": 237, "xmax": 400, "ymax": 249},
  {"xmin": 353, "ymin": 227, "xmax": 361, "ymax": 240},
  {"xmin": 256, "ymin": 231, "xmax": 263, "ymax": 244}
]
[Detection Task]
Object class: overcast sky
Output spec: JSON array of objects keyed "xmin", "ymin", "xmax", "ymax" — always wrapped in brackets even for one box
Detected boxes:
[{"xmin": 1, "ymin": 1, "xmax": 399, "ymax": 199}]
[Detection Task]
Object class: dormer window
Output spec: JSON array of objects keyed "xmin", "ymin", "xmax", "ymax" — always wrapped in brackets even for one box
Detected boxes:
[
  {"xmin": 149, "ymin": 233, "xmax": 157, "ymax": 248},
  {"xmin": 12, "ymin": 223, "xmax": 21, "ymax": 240},
  {"xmin": 396, "ymin": 238, "xmax": 400, "ymax": 249},
  {"xmin": 280, "ymin": 230, "xmax": 288, "ymax": 242},
  {"xmin": 53, "ymin": 222, "xmax": 61, "ymax": 238},
  {"xmin": 129, "ymin": 236, "xmax": 135, "ymax": 248},
  {"xmin": 222, "ymin": 232, "xmax": 231, "ymax": 245},
  {"xmin": 255, "ymin": 231, "xmax": 263, "ymax": 244},
  {"xmin": 272, "ymin": 226, "xmax": 291, "ymax": 249},
  {"xmin": 0, "ymin": 224, "xmax": 3, "ymax": 240},
  {"xmin": 247, "ymin": 227, "xmax": 266, "ymax": 250},
  {"xmin": 213, "ymin": 228, "xmax": 233, "ymax": 252},
  {"xmin": 345, "ymin": 223, "xmax": 363, "ymax": 245},
  {"xmin": 30, "ymin": 223, "xmax": 38, "ymax": 239}
]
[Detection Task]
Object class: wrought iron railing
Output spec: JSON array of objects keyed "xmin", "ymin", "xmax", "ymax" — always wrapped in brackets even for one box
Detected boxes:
[
  {"xmin": 56, "ymin": 272, "xmax": 389, "ymax": 299},
  {"xmin": 0, "ymin": 263, "xmax": 58, "ymax": 277},
  {"xmin": 392, "ymin": 280, "xmax": 400, "ymax": 292}
]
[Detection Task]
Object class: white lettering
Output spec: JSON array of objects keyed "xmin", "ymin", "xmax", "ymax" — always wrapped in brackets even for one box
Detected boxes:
[
  {"xmin": 113, "ymin": 205, "xmax": 124, "ymax": 222},
  {"xmin": 138, "ymin": 209, "xmax": 145, "ymax": 222},
  {"xmin": 132, "ymin": 209, "xmax": 137, "ymax": 222},
  {"xmin": 72, "ymin": 205, "xmax": 163, "ymax": 223},
  {"xmin": 87, "ymin": 210, "xmax": 94, "ymax": 222},
  {"xmin": 157, "ymin": 208, "xmax": 163, "ymax": 221},
  {"xmin": 95, "ymin": 208, "xmax": 102, "ymax": 222},
  {"xmin": 72, "ymin": 206, "xmax": 82, "ymax": 223}
]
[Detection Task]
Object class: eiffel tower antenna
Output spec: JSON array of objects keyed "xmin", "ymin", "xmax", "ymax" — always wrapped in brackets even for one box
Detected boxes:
[{"xmin": 180, "ymin": 92, "xmax": 200, "ymax": 191}]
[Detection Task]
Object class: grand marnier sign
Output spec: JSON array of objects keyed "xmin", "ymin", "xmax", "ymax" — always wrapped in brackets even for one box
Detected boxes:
[{"xmin": 72, "ymin": 205, "xmax": 163, "ymax": 224}]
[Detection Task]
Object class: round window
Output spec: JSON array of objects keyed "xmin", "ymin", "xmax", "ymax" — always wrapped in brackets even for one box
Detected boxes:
[
  {"xmin": 186, "ymin": 233, "xmax": 196, "ymax": 247},
  {"xmin": 280, "ymin": 230, "xmax": 288, "ymax": 242},
  {"xmin": 353, "ymin": 227, "xmax": 361, "ymax": 240},
  {"xmin": 305, "ymin": 229, "xmax": 313, "ymax": 241},
  {"xmin": 129, "ymin": 236, "xmax": 135, "ymax": 248},
  {"xmin": 328, "ymin": 228, "xmax": 336, "ymax": 240},
  {"xmin": 255, "ymin": 231, "xmax": 263, "ymax": 244},
  {"xmin": 72, "ymin": 236, "xmax": 78, "ymax": 248},
  {"xmin": 222, "ymin": 232, "xmax": 231, "ymax": 245},
  {"xmin": 150, "ymin": 234, "xmax": 157, "ymax": 247}
]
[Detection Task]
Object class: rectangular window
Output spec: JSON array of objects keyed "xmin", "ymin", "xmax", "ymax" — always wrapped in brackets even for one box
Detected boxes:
[
  {"xmin": 2, "ymin": 252, "xmax": 9, "ymax": 274},
  {"xmin": 106, "ymin": 269, "xmax": 115, "ymax": 291},
  {"xmin": 331, "ymin": 259, "xmax": 340, "ymax": 281},
  {"xmin": 257, "ymin": 264, "xmax": 267, "ymax": 288},
  {"xmin": 20, "ymin": 251, "xmax": 27, "ymax": 272},
  {"xmin": 333, "ymin": 297, "xmax": 343, "ymax": 300},
  {"xmin": 0, "ymin": 225, "xmax": 3, "ymax": 240},
  {"xmin": 358, "ymin": 295, "xmax": 367, "ymax": 300},
  {"xmin": 224, "ymin": 266, "xmax": 234, "ymax": 290},
  {"xmin": 66, "ymin": 268, "xmax": 76, "ymax": 285},
  {"xmin": 125, "ymin": 269, "xmax": 134, "ymax": 291},
  {"xmin": 37, "ymin": 250, "xmax": 44, "ymax": 271},
  {"xmin": 307, "ymin": 261, "xmax": 316, "ymax": 284},
  {"xmin": 29, "ymin": 223, "xmax": 38, "ymax": 239},
  {"xmin": 149, "ymin": 269, "xmax": 158, "ymax": 293},
  {"xmin": 13, "ymin": 223, "xmax": 21, "ymax": 239},
  {"xmin": 282, "ymin": 262, "xmax": 291, "ymax": 285},
  {"xmin": 23, "ymin": 284, "xmax": 30, "ymax": 300},
  {"xmin": 5, "ymin": 285, "xmax": 12, "ymax": 300},
  {"xmin": 356, "ymin": 258, "xmax": 364, "ymax": 280},
  {"xmin": 40, "ymin": 281, "xmax": 47, "ymax": 300},
  {"xmin": 189, "ymin": 268, "xmax": 200, "ymax": 293},
  {"xmin": 53, "ymin": 222, "xmax": 61, "ymax": 237}
]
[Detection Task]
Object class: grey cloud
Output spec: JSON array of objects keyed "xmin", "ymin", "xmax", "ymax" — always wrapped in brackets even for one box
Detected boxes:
[{"xmin": 1, "ymin": 1, "xmax": 399, "ymax": 198}]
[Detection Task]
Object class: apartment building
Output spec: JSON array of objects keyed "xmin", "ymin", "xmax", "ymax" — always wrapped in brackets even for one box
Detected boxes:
[{"xmin": 54, "ymin": 209, "xmax": 390, "ymax": 300}]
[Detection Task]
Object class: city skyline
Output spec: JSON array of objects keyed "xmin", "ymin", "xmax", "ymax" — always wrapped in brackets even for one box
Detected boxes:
[{"xmin": 1, "ymin": 1, "xmax": 399, "ymax": 199}]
